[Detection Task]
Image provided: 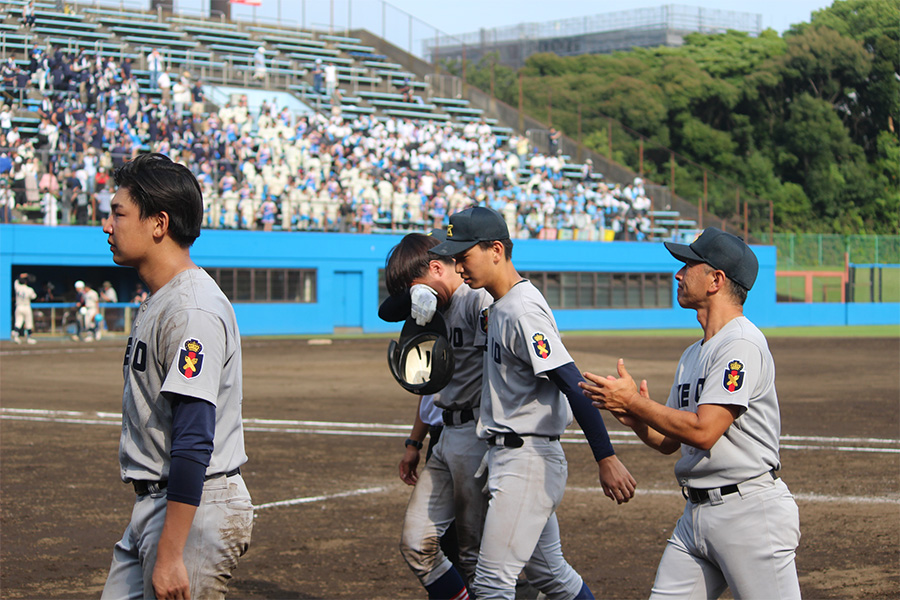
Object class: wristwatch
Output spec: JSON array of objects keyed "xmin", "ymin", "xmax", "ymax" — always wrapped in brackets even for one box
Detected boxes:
[{"xmin": 404, "ymin": 438, "xmax": 423, "ymax": 450}]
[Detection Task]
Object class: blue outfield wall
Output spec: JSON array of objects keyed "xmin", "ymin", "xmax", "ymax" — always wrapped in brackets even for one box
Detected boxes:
[{"xmin": 1, "ymin": 224, "xmax": 898, "ymax": 339}]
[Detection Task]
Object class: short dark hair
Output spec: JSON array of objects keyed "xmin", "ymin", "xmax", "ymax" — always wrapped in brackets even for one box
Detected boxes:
[
  {"xmin": 477, "ymin": 238, "xmax": 513, "ymax": 260},
  {"xmin": 113, "ymin": 153, "xmax": 203, "ymax": 247},
  {"xmin": 384, "ymin": 233, "xmax": 452, "ymax": 296},
  {"xmin": 726, "ymin": 278, "xmax": 749, "ymax": 305}
]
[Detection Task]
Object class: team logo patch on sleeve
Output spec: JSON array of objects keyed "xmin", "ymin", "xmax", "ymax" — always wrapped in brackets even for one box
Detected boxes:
[
  {"xmin": 532, "ymin": 333, "xmax": 551, "ymax": 359},
  {"xmin": 480, "ymin": 308, "xmax": 489, "ymax": 334},
  {"xmin": 723, "ymin": 360, "xmax": 744, "ymax": 393},
  {"xmin": 179, "ymin": 339, "xmax": 204, "ymax": 379}
]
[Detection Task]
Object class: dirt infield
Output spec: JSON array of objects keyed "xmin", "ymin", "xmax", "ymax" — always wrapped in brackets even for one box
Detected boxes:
[{"xmin": 1, "ymin": 334, "xmax": 898, "ymax": 599}]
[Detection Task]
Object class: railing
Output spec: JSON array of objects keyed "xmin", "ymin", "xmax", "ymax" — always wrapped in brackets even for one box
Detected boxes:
[{"xmin": 30, "ymin": 301, "xmax": 138, "ymax": 335}]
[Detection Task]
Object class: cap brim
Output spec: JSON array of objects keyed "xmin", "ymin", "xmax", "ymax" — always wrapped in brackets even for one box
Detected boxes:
[
  {"xmin": 431, "ymin": 239, "xmax": 478, "ymax": 257},
  {"xmin": 664, "ymin": 241, "xmax": 703, "ymax": 264},
  {"xmin": 378, "ymin": 293, "xmax": 410, "ymax": 323}
]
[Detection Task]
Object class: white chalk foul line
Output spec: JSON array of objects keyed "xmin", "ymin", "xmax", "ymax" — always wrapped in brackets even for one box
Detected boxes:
[
  {"xmin": 567, "ymin": 487, "xmax": 900, "ymax": 505},
  {"xmin": 2, "ymin": 408, "xmax": 898, "ymax": 454},
  {"xmin": 256, "ymin": 485, "xmax": 900, "ymax": 510},
  {"xmin": 244, "ymin": 417, "xmax": 408, "ymax": 431},
  {"xmin": 255, "ymin": 486, "xmax": 387, "ymax": 510}
]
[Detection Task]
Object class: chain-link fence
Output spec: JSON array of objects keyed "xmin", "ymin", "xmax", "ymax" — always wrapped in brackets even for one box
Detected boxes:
[{"xmin": 754, "ymin": 233, "xmax": 900, "ymax": 268}]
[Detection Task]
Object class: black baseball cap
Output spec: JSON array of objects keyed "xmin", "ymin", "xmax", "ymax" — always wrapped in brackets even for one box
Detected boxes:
[
  {"xmin": 664, "ymin": 227, "xmax": 758, "ymax": 290},
  {"xmin": 426, "ymin": 227, "xmax": 447, "ymax": 243},
  {"xmin": 431, "ymin": 207, "xmax": 509, "ymax": 257}
]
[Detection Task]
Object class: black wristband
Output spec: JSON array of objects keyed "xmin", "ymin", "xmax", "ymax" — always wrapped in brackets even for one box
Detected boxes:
[{"xmin": 404, "ymin": 438, "xmax": 423, "ymax": 450}]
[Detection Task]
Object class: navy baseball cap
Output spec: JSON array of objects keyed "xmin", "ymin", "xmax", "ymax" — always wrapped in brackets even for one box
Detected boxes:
[
  {"xmin": 427, "ymin": 227, "xmax": 447, "ymax": 242},
  {"xmin": 664, "ymin": 227, "xmax": 758, "ymax": 290},
  {"xmin": 431, "ymin": 207, "xmax": 509, "ymax": 257}
]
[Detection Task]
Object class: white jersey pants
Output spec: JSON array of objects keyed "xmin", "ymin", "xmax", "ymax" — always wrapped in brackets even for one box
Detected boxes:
[
  {"xmin": 14, "ymin": 306, "xmax": 33, "ymax": 330},
  {"xmin": 102, "ymin": 473, "xmax": 253, "ymax": 600},
  {"xmin": 651, "ymin": 476, "xmax": 801, "ymax": 599},
  {"xmin": 400, "ymin": 420, "xmax": 488, "ymax": 587},
  {"xmin": 473, "ymin": 437, "xmax": 583, "ymax": 600}
]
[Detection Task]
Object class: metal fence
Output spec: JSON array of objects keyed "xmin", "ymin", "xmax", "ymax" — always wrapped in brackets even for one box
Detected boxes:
[
  {"xmin": 425, "ymin": 5, "xmax": 763, "ymax": 60},
  {"xmin": 754, "ymin": 233, "xmax": 900, "ymax": 268}
]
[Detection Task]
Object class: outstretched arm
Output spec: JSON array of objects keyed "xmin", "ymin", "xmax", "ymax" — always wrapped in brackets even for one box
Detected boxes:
[
  {"xmin": 549, "ymin": 362, "xmax": 636, "ymax": 504},
  {"xmin": 581, "ymin": 359, "xmax": 738, "ymax": 453}
]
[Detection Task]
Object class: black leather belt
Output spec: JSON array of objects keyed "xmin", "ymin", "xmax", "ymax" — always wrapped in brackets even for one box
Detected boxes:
[
  {"xmin": 133, "ymin": 467, "xmax": 241, "ymax": 496},
  {"xmin": 487, "ymin": 432, "xmax": 560, "ymax": 448},
  {"xmin": 683, "ymin": 470, "xmax": 777, "ymax": 504},
  {"xmin": 442, "ymin": 408, "xmax": 475, "ymax": 426}
]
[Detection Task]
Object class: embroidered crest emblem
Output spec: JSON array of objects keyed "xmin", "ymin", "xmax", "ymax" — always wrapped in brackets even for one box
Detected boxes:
[
  {"xmin": 179, "ymin": 338, "xmax": 204, "ymax": 379},
  {"xmin": 723, "ymin": 360, "xmax": 744, "ymax": 393},
  {"xmin": 532, "ymin": 333, "xmax": 551, "ymax": 359},
  {"xmin": 480, "ymin": 308, "xmax": 489, "ymax": 334}
]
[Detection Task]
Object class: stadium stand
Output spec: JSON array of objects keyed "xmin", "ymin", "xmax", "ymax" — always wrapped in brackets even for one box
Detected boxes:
[{"xmin": 0, "ymin": 2, "xmax": 691, "ymax": 241}]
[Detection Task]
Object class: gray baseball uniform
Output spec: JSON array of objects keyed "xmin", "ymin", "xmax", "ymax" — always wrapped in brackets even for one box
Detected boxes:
[
  {"xmin": 400, "ymin": 283, "xmax": 493, "ymax": 588},
  {"xmin": 102, "ymin": 268, "xmax": 252, "ymax": 600},
  {"xmin": 652, "ymin": 316, "xmax": 800, "ymax": 599},
  {"xmin": 474, "ymin": 279, "xmax": 584, "ymax": 600}
]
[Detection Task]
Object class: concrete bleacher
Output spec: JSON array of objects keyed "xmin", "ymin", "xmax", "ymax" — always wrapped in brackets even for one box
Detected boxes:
[
  {"xmin": 0, "ymin": 7, "xmax": 515, "ymax": 149},
  {"xmin": 362, "ymin": 60, "xmax": 401, "ymax": 71},
  {"xmin": 83, "ymin": 6, "xmax": 159, "ymax": 20},
  {"xmin": 185, "ymin": 26, "xmax": 253, "ymax": 41},
  {"xmin": 168, "ymin": 16, "xmax": 240, "ymax": 31},
  {"xmin": 11, "ymin": 114, "xmax": 40, "ymax": 134},
  {"xmin": 122, "ymin": 35, "xmax": 199, "ymax": 49},
  {"xmin": 95, "ymin": 15, "xmax": 167, "ymax": 28},
  {"xmin": 369, "ymin": 98, "xmax": 437, "ymax": 112},
  {"xmin": 246, "ymin": 25, "xmax": 314, "ymax": 39},
  {"xmin": 109, "ymin": 26, "xmax": 186, "ymax": 41}
]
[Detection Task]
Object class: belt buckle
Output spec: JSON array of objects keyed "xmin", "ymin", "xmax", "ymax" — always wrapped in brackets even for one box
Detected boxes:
[
  {"xmin": 506, "ymin": 433, "xmax": 523, "ymax": 448},
  {"xmin": 134, "ymin": 480, "xmax": 166, "ymax": 496},
  {"xmin": 685, "ymin": 487, "xmax": 705, "ymax": 504}
]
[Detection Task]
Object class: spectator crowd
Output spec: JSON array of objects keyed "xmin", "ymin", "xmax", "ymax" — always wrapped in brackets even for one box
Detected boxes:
[{"xmin": 0, "ymin": 48, "xmax": 655, "ymax": 241}]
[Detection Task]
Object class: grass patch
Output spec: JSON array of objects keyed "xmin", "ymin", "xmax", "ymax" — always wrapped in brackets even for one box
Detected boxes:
[
  {"xmin": 777, "ymin": 265, "xmax": 900, "ymax": 303},
  {"xmin": 564, "ymin": 325, "xmax": 898, "ymax": 338},
  {"xmin": 759, "ymin": 325, "xmax": 898, "ymax": 337}
]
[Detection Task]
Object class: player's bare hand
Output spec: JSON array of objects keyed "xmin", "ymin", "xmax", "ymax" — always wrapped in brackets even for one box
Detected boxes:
[
  {"xmin": 399, "ymin": 446, "xmax": 421, "ymax": 486},
  {"xmin": 152, "ymin": 554, "xmax": 190, "ymax": 600},
  {"xmin": 597, "ymin": 454, "xmax": 637, "ymax": 504},
  {"xmin": 581, "ymin": 359, "xmax": 639, "ymax": 415}
]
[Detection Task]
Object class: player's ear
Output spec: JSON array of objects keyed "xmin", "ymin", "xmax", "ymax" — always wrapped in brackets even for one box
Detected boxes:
[
  {"xmin": 152, "ymin": 211, "xmax": 170, "ymax": 240},
  {"xmin": 709, "ymin": 269, "xmax": 727, "ymax": 293},
  {"xmin": 491, "ymin": 240, "xmax": 505, "ymax": 262}
]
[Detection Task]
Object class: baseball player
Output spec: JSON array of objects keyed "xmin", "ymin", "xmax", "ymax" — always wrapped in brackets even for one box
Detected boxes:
[
  {"xmin": 431, "ymin": 207, "xmax": 636, "ymax": 600},
  {"xmin": 73, "ymin": 280, "xmax": 100, "ymax": 341},
  {"xmin": 12, "ymin": 272, "xmax": 37, "ymax": 344},
  {"xmin": 581, "ymin": 227, "xmax": 801, "ymax": 599},
  {"xmin": 381, "ymin": 231, "xmax": 493, "ymax": 599},
  {"xmin": 100, "ymin": 153, "xmax": 252, "ymax": 600},
  {"xmin": 402, "ymin": 392, "xmax": 463, "ymax": 570}
]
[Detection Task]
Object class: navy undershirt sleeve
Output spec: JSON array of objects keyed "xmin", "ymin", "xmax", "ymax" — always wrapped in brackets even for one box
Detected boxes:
[
  {"xmin": 549, "ymin": 362, "xmax": 615, "ymax": 462},
  {"xmin": 167, "ymin": 395, "xmax": 215, "ymax": 506}
]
